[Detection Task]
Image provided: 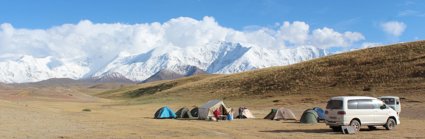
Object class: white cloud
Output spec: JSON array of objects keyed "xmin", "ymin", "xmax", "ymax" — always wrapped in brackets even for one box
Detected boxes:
[
  {"xmin": 279, "ymin": 21, "xmax": 310, "ymax": 45},
  {"xmin": 277, "ymin": 21, "xmax": 364, "ymax": 49},
  {"xmin": 0, "ymin": 16, "xmax": 365, "ymax": 63},
  {"xmin": 311, "ymin": 28, "xmax": 364, "ymax": 48},
  {"xmin": 380, "ymin": 21, "xmax": 407, "ymax": 37},
  {"xmin": 361, "ymin": 42, "xmax": 383, "ymax": 49}
]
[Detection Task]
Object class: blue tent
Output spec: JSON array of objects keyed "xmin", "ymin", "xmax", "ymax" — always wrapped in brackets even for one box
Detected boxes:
[
  {"xmin": 154, "ymin": 106, "xmax": 176, "ymax": 119},
  {"xmin": 313, "ymin": 107, "xmax": 325, "ymax": 121}
]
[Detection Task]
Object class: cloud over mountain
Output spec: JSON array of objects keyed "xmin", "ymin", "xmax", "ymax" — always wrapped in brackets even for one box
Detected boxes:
[{"xmin": 0, "ymin": 16, "xmax": 365, "ymax": 83}]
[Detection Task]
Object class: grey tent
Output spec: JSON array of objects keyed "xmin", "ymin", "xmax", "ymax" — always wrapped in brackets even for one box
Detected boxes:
[
  {"xmin": 264, "ymin": 108, "xmax": 297, "ymax": 120},
  {"xmin": 175, "ymin": 107, "xmax": 193, "ymax": 119},
  {"xmin": 190, "ymin": 107, "xmax": 199, "ymax": 117},
  {"xmin": 198, "ymin": 99, "xmax": 231, "ymax": 120},
  {"xmin": 300, "ymin": 109, "xmax": 319, "ymax": 124}
]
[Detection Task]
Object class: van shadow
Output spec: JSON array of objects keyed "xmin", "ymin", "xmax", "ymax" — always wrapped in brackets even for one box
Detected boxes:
[
  {"xmin": 260, "ymin": 128, "xmax": 386, "ymax": 134},
  {"xmin": 259, "ymin": 129, "xmax": 333, "ymax": 134}
]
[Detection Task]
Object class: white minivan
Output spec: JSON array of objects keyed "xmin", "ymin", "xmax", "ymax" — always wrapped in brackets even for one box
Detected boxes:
[{"xmin": 325, "ymin": 96, "xmax": 400, "ymax": 132}]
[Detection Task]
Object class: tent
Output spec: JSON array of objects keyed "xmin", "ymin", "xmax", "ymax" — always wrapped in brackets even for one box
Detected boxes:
[
  {"xmin": 175, "ymin": 107, "xmax": 193, "ymax": 119},
  {"xmin": 234, "ymin": 108, "xmax": 255, "ymax": 119},
  {"xmin": 198, "ymin": 99, "xmax": 231, "ymax": 120},
  {"xmin": 300, "ymin": 109, "xmax": 319, "ymax": 124},
  {"xmin": 264, "ymin": 108, "xmax": 297, "ymax": 120},
  {"xmin": 190, "ymin": 107, "xmax": 199, "ymax": 117},
  {"xmin": 313, "ymin": 107, "xmax": 325, "ymax": 121},
  {"xmin": 154, "ymin": 106, "xmax": 176, "ymax": 119}
]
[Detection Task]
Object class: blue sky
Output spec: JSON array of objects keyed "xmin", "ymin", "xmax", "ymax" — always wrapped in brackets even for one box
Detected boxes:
[{"xmin": 0, "ymin": 0, "xmax": 424, "ymax": 51}]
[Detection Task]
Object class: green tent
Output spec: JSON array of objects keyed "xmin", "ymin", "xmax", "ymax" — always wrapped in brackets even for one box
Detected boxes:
[
  {"xmin": 175, "ymin": 107, "xmax": 193, "ymax": 119},
  {"xmin": 300, "ymin": 109, "xmax": 319, "ymax": 124}
]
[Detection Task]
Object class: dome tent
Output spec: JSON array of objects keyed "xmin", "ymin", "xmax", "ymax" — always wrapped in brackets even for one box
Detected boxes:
[
  {"xmin": 264, "ymin": 108, "xmax": 297, "ymax": 120},
  {"xmin": 313, "ymin": 107, "xmax": 325, "ymax": 121},
  {"xmin": 154, "ymin": 106, "xmax": 176, "ymax": 119},
  {"xmin": 190, "ymin": 107, "xmax": 199, "ymax": 117},
  {"xmin": 175, "ymin": 107, "xmax": 193, "ymax": 119},
  {"xmin": 300, "ymin": 109, "xmax": 319, "ymax": 124}
]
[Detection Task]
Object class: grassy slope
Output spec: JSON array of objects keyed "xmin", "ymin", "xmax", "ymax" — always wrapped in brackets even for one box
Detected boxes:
[{"xmin": 98, "ymin": 41, "xmax": 425, "ymax": 103}]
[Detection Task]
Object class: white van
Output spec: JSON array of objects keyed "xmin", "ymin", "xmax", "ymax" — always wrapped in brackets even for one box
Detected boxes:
[
  {"xmin": 378, "ymin": 96, "xmax": 401, "ymax": 115},
  {"xmin": 325, "ymin": 96, "xmax": 400, "ymax": 132}
]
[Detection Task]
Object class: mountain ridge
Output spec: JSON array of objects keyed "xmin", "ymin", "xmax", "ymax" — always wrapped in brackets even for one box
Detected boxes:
[
  {"xmin": 97, "ymin": 40, "xmax": 425, "ymax": 100},
  {"xmin": 0, "ymin": 41, "xmax": 327, "ymax": 83}
]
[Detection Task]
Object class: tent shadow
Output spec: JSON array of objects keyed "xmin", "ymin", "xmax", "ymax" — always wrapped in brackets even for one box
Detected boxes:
[{"xmin": 175, "ymin": 118, "xmax": 199, "ymax": 120}]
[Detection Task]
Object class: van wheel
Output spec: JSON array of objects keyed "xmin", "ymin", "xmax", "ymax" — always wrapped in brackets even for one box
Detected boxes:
[
  {"xmin": 350, "ymin": 120, "xmax": 361, "ymax": 132},
  {"xmin": 384, "ymin": 118, "xmax": 396, "ymax": 130},
  {"xmin": 330, "ymin": 126, "xmax": 341, "ymax": 132},
  {"xmin": 368, "ymin": 126, "xmax": 377, "ymax": 130}
]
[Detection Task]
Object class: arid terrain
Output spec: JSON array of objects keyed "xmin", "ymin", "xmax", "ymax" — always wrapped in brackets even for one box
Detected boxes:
[
  {"xmin": 0, "ymin": 93, "xmax": 424, "ymax": 139},
  {"xmin": 1, "ymin": 41, "xmax": 425, "ymax": 139}
]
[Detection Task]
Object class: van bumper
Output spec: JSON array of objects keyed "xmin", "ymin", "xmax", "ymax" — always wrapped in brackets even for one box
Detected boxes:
[{"xmin": 325, "ymin": 117, "xmax": 350, "ymax": 126}]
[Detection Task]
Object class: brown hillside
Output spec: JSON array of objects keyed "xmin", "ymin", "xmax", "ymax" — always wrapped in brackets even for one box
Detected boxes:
[{"xmin": 99, "ymin": 41, "xmax": 425, "ymax": 101}]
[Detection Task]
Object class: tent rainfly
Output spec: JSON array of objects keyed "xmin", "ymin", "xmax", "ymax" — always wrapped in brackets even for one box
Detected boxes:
[
  {"xmin": 312, "ymin": 107, "xmax": 326, "ymax": 121},
  {"xmin": 264, "ymin": 108, "xmax": 297, "ymax": 120},
  {"xmin": 300, "ymin": 109, "xmax": 319, "ymax": 124}
]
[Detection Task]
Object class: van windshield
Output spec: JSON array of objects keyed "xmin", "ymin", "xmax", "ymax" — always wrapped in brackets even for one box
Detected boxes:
[
  {"xmin": 326, "ymin": 100, "xmax": 343, "ymax": 109},
  {"xmin": 380, "ymin": 98, "xmax": 395, "ymax": 105}
]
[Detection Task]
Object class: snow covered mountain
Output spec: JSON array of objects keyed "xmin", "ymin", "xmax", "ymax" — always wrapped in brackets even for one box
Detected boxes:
[
  {"xmin": 0, "ymin": 56, "xmax": 89, "ymax": 83},
  {"xmin": 0, "ymin": 42, "xmax": 327, "ymax": 83}
]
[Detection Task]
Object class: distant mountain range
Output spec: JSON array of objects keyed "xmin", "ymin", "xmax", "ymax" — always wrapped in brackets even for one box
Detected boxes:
[
  {"xmin": 0, "ymin": 41, "xmax": 327, "ymax": 83},
  {"xmin": 99, "ymin": 41, "xmax": 425, "ymax": 99}
]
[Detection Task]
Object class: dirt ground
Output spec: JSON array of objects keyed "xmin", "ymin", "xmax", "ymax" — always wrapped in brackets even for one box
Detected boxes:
[{"xmin": 0, "ymin": 93, "xmax": 424, "ymax": 139}]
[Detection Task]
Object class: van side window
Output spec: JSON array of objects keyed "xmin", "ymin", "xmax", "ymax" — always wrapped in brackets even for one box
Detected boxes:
[
  {"xmin": 348, "ymin": 100, "xmax": 358, "ymax": 109},
  {"xmin": 372, "ymin": 101, "xmax": 382, "ymax": 109},
  {"xmin": 357, "ymin": 99, "xmax": 374, "ymax": 109},
  {"xmin": 348, "ymin": 99, "xmax": 374, "ymax": 109}
]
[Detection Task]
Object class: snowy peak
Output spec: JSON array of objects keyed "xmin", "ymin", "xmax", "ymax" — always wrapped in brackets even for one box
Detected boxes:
[
  {"xmin": 142, "ymin": 65, "xmax": 207, "ymax": 83},
  {"xmin": 89, "ymin": 72, "xmax": 135, "ymax": 83}
]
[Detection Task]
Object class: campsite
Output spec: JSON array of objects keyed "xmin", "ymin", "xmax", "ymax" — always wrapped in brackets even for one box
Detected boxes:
[
  {"xmin": 0, "ymin": 41, "xmax": 425, "ymax": 138},
  {"xmin": 1, "ymin": 92, "xmax": 425, "ymax": 139},
  {"xmin": 2, "ymin": 0, "xmax": 425, "ymax": 138}
]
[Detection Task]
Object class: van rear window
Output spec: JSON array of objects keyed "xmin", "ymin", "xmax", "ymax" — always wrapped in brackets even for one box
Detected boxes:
[{"xmin": 326, "ymin": 100, "xmax": 343, "ymax": 109}]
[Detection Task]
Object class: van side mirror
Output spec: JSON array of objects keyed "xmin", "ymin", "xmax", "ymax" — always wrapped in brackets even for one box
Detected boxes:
[
  {"xmin": 396, "ymin": 101, "xmax": 400, "ymax": 105},
  {"xmin": 380, "ymin": 105, "xmax": 387, "ymax": 109}
]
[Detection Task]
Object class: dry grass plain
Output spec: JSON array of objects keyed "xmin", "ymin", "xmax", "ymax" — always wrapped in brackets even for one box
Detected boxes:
[{"xmin": 0, "ymin": 91, "xmax": 424, "ymax": 139}]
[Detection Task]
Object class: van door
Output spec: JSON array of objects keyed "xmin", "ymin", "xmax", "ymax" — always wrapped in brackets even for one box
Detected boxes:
[
  {"xmin": 353, "ymin": 99, "xmax": 375, "ymax": 124},
  {"xmin": 395, "ymin": 99, "xmax": 401, "ymax": 114},
  {"xmin": 374, "ymin": 100, "xmax": 390, "ymax": 124},
  {"xmin": 325, "ymin": 99, "xmax": 344, "ymax": 123}
]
